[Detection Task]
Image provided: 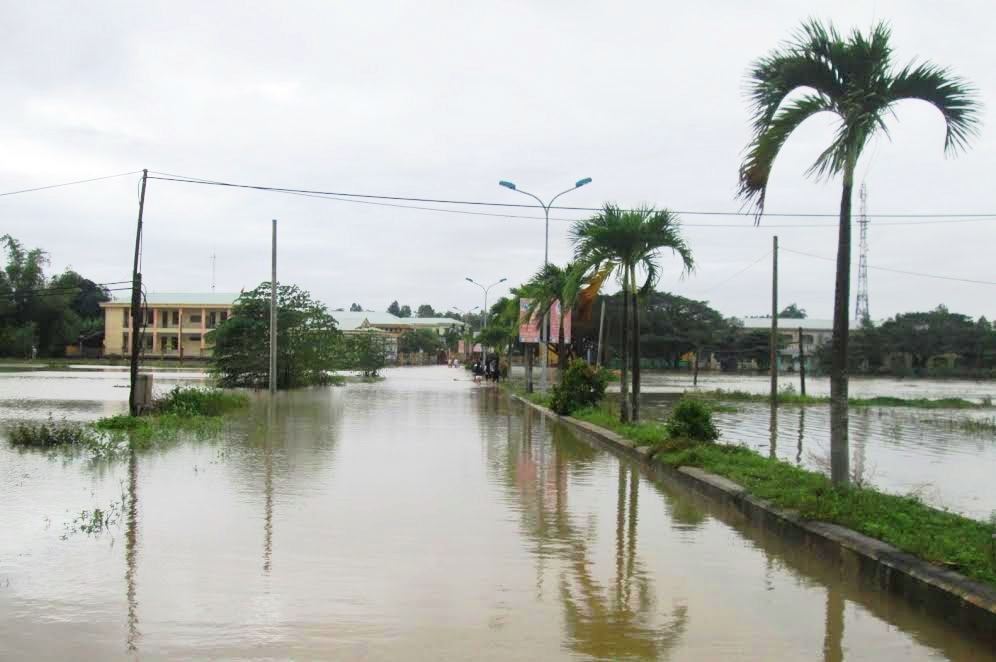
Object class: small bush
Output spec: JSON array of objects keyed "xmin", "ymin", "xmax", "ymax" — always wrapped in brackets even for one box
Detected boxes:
[
  {"xmin": 549, "ymin": 360, "xmax": 610, "ymax": 415},
  {"xmin": 665, "ymin": 398, "xmax": 719, "ymax": 442},
  {"xmin": 8, "ymin": 417, "xmax": 100, "ymax": 448},
  {"xmin": 151, "ymin": 386, "xmax": 248, "ymax": 417}
]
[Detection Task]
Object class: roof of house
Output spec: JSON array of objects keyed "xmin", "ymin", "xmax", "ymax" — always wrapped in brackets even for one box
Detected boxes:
[
  {"xmin": 104, "ymin": 292, "xmax": 240, "ymax": 306},
  {"xmin": 409, "ymin": 317, "xmax": 465, "ymax": 326},
  {"xmin": 736, "ymin": 317, "xmax": 867, "ymax": 331},
  {"xmin": 331, "ymin": 311, "xmax": 405, "ymax": 328}
]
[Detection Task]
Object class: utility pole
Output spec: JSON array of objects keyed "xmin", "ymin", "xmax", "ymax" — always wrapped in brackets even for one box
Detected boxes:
[
  {"xmin": 128, "ymin": 169, "xmax": 148, "ymax": 417},
  {"xmin": 770, "ymin": 235, "xmax": 778, "ymax": 403},
  {"xmin": 798, "ymin": 325, "xmax": 807, "ymax": 396},
  {"xmin": 210, "ymin": 251, "xmax": 217, "ymax": 292},
  {"xmin": 269, "ymin": 219, "xmax": 277, "ymax": 394},
  {"xmin": 595, "ymin": 300, "xmax": 606, "ymax": 368}
]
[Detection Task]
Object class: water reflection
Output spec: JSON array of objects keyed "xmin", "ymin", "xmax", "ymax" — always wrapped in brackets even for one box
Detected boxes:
[
  {"xmin": 797, "ymin": 407, "xmax": 805, "ymax": 466},
  {"xmin": 824, "ymin": 586, "xmax": 844, "ymax": 662},
  {"xmin": 768, "ymin": 403, "xmax": 778, "ymax": 460},
  {"xmin": 125, "ymin": 450, "xmax": 140, "ymax": 653},
  {"xmin": 495, "ymin": 402, "xmax": 688, "ymax": 659}
]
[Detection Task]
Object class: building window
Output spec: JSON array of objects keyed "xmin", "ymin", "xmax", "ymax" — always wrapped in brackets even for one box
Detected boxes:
[
  {"xmin": 190, "ymin": 334, "xmax": 201, "ymax": 341},
  {"xmin": 144, "ymin": 309, "xmax": 153, "ymax": 326},
  {"xmin": 221, "ymin": 311, "xmax": 229, "ymax": 322},
  {"xmin": 190, "ymin": 314, "xmax": 201, "ymax": 324},
  {"xmin": 143, "ymin": 335, "xmax": 153, "ymax": 350},
  {"xmin": 123, "ymin": 309, "xmax": 130, "ymax": 327},
  {"xmin": 172, "ymin": 311, "xmax": 180, "ymax": 326},
  {"xmin": 208, "ymin": 312, "xmax": 218, "ymax": 328},
  {"xmin": 122, "ymin": 332, "xmax": 129, "ymax": 351}
]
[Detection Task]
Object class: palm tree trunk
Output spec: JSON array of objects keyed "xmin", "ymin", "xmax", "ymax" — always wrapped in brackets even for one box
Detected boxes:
[
  {"xmin": 558, "ymin": 305, "xmax": 566, "ymax": 383},
  {"xmin": 630, "ymin": 265, "xmax": 641, "ymax": 422},
  {"xmin": 620, "ymin": 287, "xmax": 630, "ymax": 423},
  {"xmin": 830, "ymin": 165, "xmax": 854, "ymax": 486}
]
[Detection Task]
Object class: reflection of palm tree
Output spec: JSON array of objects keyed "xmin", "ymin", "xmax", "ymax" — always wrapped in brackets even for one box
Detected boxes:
[
  {"xmin": 490, "ymin": 409, "xmax": 688, "ymax": 659},
  {"xmin": 823, "ymin": 586, "xmax": 844, "ymax": 662},
  {"xmin": 124, "ymin": 449, "xmax": 140, "ymax": 653}
]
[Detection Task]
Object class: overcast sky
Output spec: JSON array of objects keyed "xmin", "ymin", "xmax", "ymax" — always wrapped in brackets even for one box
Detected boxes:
[{"xmin": 2, "ymin": 1, "xmax": 993, "ymax": 321}]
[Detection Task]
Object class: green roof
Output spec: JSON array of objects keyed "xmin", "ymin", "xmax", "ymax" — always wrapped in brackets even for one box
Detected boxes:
[{"xmin": 105, "ymin": 292, "xmax": 239, "ymax": 306}]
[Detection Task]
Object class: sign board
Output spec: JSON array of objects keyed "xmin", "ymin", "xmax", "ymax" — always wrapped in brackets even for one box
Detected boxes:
[
  {"xmin": 518, "ymin": 298, "xmax": 541, "ymax": 343},
  {"xmin": 548, "ymin": 300, "xmax": 572, "ymax": 343}
]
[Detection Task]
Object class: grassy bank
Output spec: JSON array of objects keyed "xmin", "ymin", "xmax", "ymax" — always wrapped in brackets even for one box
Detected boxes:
[
  {"xmin": 509, "ymin": 385, "xmax": 996, "ymax": 588},
  {"xmin": 6, "ymin": 387, "xmax": 249, "ymax": 454},
  {"xmin": 698, "ymin": 388, "xmax": 990, "ymax": 409}
]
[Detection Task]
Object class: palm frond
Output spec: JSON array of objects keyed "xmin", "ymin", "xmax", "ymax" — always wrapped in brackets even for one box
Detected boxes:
[{"xmin": 889, "ymin": 62, "xmax": 981, "ymax": 154}]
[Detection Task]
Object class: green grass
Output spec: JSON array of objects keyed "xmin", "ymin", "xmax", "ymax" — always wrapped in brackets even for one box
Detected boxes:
[
  {"xmin": 8, "ymin": 417, "xmax": 101, "ymax": 448},
  {"xmin": 698, "ymin": 389, "xmax": 987, "ymax": 409},
  {"xmin": 151, "ymin": 386, "xmax": 248, "ymax": 416},
  {"xmin": 653, "ymin": 442, "xmax": 996, "ymax": 587}
]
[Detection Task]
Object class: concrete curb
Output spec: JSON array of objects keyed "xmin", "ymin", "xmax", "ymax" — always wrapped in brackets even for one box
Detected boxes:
[{"xmin": 511, "ymin": 393, "xmax": 996, "ymax": 645}]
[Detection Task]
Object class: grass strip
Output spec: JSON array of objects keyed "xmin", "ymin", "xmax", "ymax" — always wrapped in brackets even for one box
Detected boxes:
[
  {"xmin": 509, "ymin": 385, "xmax": 996, "ymax": 589},
  {"xmin": 698, "ymin": 389, "xmax": 989, "ymax": 409}
]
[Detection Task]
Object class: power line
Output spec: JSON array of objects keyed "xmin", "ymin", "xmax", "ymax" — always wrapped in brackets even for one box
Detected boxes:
[
  {"xmin": 147, "ymin": 171, "xmax": 996, "ymax": 220},
  {"xmin": 694, "ymin": 251, "xmax": 772, "ymax": 293},
  {"xmin": 782, "ymin": 247, "xmax": 996, "ymax": 286},
  {"xmin": 0, "ymin": 171, "xmax": 141, "ymax": 198}
]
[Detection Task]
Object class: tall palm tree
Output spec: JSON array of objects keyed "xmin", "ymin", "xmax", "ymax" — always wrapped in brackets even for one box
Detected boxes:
[
  {"xmin": 571, "ymin": 205, "xmax": 693, "ymax": 422},
  {"xmin": 523, "ymin": 262, "xmax": 580, "ymax": 384},
  {"xmin": 739, "ymin": 20, "xmax": 979, "ymax": 485}
]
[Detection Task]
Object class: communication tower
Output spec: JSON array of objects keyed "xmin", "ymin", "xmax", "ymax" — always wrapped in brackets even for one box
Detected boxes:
[{"xmin": 855, "ymin": 183, "xmax": 870, "ymax": 324}]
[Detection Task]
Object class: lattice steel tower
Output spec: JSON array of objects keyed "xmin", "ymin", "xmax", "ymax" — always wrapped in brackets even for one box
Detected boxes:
[{"xmin": 855, "ymin": 183, "xmax": 870, "ymax": 324}]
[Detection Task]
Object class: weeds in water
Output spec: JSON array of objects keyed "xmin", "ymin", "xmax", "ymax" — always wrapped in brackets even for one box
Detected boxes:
[
  {"xmin": 697, "ymin": 388, "xmax": 988, "ymax": 410},
  {"xmin": 919, "ymin": 415, "xmax": 996, "ymax": 435},
  {"xmin": 151, "ymin": 386, "xmax": 248, "ymax": 417},
  {"xmin": 8, "ymin": 417, "xmax": 98, "ymax": 448}
]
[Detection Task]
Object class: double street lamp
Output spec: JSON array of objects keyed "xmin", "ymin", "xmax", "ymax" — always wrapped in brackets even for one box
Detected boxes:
[
  {"xmin": 465, "ymin": 277, "xmax": 507, "ymax": 328},
  {"xmin": 498, "ymin": 177, "xmax": 592, "ymax": 390},
  {"xmin": 498, "ymin": 177, "xmax": 592, "ymax": 266}
]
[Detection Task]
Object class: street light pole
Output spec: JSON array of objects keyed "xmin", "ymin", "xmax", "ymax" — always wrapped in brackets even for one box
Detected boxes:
[
  {"xmin": 498, "ymin": 177, "xmax": 592, "ymax": 391},
  {"xmin": 466, "ymin": 277, "xmax": 506, "ymax": 363}
]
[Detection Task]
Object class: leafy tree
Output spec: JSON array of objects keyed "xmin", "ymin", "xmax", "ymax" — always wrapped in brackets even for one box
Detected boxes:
[
  {"xmin": 349, "ymin": 303, "xmax": 363, "ymax": 312},
  {"xmin": 387, "ymin": 300, "xmax": 402, "ymax": 316},
  {"xmin": 399, "ymin": 304, "xmax": 412, "ymax": 318},
  {"xmin": 779, "ymin": 303, "xmax": 807, "ymax": 319},
  {"xmin": 571, "ymin": 205, "xmax": 693, "ymax": 422},
  {"xmin": 398, "ymin": 328, "xmax": 442, "ymax": 354},
  {"xmin": 738, "ymin": 20, "xmax": 978, "ymax": 485},
  {"xmin": 521, "ymin": 263, "xmax": 578, "ymax": 385},
  {"xmin": 416, "ymin": 304, "xmax": 436, "ymax": 318},
  {"xmin": 344, "ymin": 331, "xmax": 387, "ymax": 376},
  {"xmin": 210, "ymin": 282, "xmax": 342, "ymax": 388}
]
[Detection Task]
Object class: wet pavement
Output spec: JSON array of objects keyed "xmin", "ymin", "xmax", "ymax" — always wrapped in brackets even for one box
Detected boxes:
[{"xmin": 0, "ymin": 367, "xmax": 992, "ymax": 659}]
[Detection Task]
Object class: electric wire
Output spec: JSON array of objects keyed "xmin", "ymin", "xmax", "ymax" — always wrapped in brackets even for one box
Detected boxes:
[
  {"xmin": 694, "ymin": 251, "xmax": 772, "ymax": 293},
  {"xmin": 781, "ymin": 247, "xmax": 996, "ymax": 286},
  {"xmin": 0, "ymin": 171, "xmax": 141, "ymax": 198}
]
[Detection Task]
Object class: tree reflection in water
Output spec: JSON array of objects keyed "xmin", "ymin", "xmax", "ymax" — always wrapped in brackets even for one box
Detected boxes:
[{"xmin": 492, "ymin": 401, "xmax": 688, "ymax": 659}]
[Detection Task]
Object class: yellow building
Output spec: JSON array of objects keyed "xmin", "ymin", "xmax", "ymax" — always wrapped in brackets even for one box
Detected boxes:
[{"xmin": 100, "ymin": 293, "xmax": 238, "ymax": 359}]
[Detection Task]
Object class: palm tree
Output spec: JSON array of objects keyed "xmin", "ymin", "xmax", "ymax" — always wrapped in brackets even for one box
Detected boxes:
[
  {"xmin": 571, "ymin": 205, "xmax": 694, "ymax": 422},
  {"xmin": 522, "ymin": 262, "xmax": 579, "ymax": 384},
  {"xmin": 739, "ymin": 20, "xmax": 979, "ymax": 485}
]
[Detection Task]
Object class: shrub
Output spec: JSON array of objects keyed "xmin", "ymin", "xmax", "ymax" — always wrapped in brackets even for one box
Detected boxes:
[
  {"xmin": 664, "ymin": 398, "xmax": 719, "ymax": 442},
  {"xmin": 151, "ymin": 386, "xmax": 248, "ymax": 417},
  {"xmin": 550, "ymin": 359, "xmax": 610, "ymax": 415},
  {"xmin": 8, "ymin": 417, "xmax": 99, "ymax": 448}
]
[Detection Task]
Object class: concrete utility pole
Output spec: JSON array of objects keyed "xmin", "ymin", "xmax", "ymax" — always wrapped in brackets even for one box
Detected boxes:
[
  {"xmin": 798, "ymin": 325, "xmax": 807, "ymax": 396},
  {"xmin": 269, "ymin": 219, "xmax": 277, "ymax": 394},
  {"xmin": 128, "ymin": 169, "xmax": 148, "ymax": 416},
  {"xmin": 770, "ymin": 235, "xmax": 778, "ymax": 403}
]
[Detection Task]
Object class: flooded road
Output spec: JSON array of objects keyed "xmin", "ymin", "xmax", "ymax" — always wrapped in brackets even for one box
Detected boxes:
[{"xmin": 0, "ymin": 367, "xmax": 992, "ymax": 659}]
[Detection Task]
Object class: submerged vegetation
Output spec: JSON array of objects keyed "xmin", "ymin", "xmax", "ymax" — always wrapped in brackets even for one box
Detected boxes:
[{"xmin": 6, "ymin": 387, "xmax": 248, "ymax": 455}]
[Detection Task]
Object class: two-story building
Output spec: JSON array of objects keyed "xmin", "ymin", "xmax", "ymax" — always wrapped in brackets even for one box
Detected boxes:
[
  {"xmin": 100, "ymin": 293, "xmax": 238, "ymax": 359},
  {"xmin": 736, "ymin": 317, "xmax": 867, "ymax": 370}
]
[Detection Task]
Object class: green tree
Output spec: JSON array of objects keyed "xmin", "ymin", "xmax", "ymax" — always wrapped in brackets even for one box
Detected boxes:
[
  {"xmin": 387, "ymin": 300, "xmax": 402, "ymax": 316},
  {"xmin": 398, "ymin": 328, "xmax": 443, "ymax": 354},
  {"xmin": 210, "ymin": 282, "xmax": 342, "ymax": 388},
  {"xmin": 521, "ymin": 263, "xmax": 578, "ymax": 385},
  {"xmin": 416, "ymin": 304, "xmax": 436, "ymax": 318},
  {"xmin": 344, "ymin": 331, "xmax": 387, "ymax": 376},
  {"xmin": 571, "ymin": 205, "xmax": 694, "ymax": 422},
  {"xmin": 779, "ymin": 303, "xmax": 807, "ymax": 319},
  {"xmin": 399, "ymin": 304, "xmax": 412, "ymax": 318},
  {"xmin": 349, "ymin": 302, "xmax": 363, "ymax": 312},
  {"xmin": 738, "ymin": 20, "xmax": 978, "ymax": 484}
]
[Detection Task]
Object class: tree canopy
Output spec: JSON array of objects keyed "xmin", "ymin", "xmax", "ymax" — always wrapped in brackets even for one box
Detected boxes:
[
  {"xmin": 779, "ymin": 303, "xmax": 807, "ymax": 319},
  {"xmin": 210, "ymin": 282, "xmax": 342, "ymax": 388}
]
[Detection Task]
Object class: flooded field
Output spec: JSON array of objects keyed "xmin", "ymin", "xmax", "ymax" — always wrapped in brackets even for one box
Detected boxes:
[{"xmin": 0, "ymin": 367, "xmax": 991, "ymax": 659}]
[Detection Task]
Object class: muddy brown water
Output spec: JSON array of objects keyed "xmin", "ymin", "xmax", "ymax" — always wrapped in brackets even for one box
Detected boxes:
[{"xmin": 0, "ymin": 367, "xmax": 992, "ymax": 659}]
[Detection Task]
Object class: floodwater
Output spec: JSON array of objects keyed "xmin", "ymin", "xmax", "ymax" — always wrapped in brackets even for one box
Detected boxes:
[{"xmin": 0, "ymin": 367, "xmax": 992, "ymax": 660}]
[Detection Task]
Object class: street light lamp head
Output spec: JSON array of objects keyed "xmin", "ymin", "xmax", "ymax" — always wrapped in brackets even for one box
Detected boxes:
[
  {"xmin": 575, "ymin": 177, "xmax": 592, "ymax": 188},
  {"xmin": 465, "ymin": 277, "xmax": 473, "ymax": 282},
  {"xmin": 499, "ymin": 278, "xmax": 507, "ymax": 283},
  {"xmin": 499, "ymin": 180, "xmax": 517, "ymax": 190}
]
